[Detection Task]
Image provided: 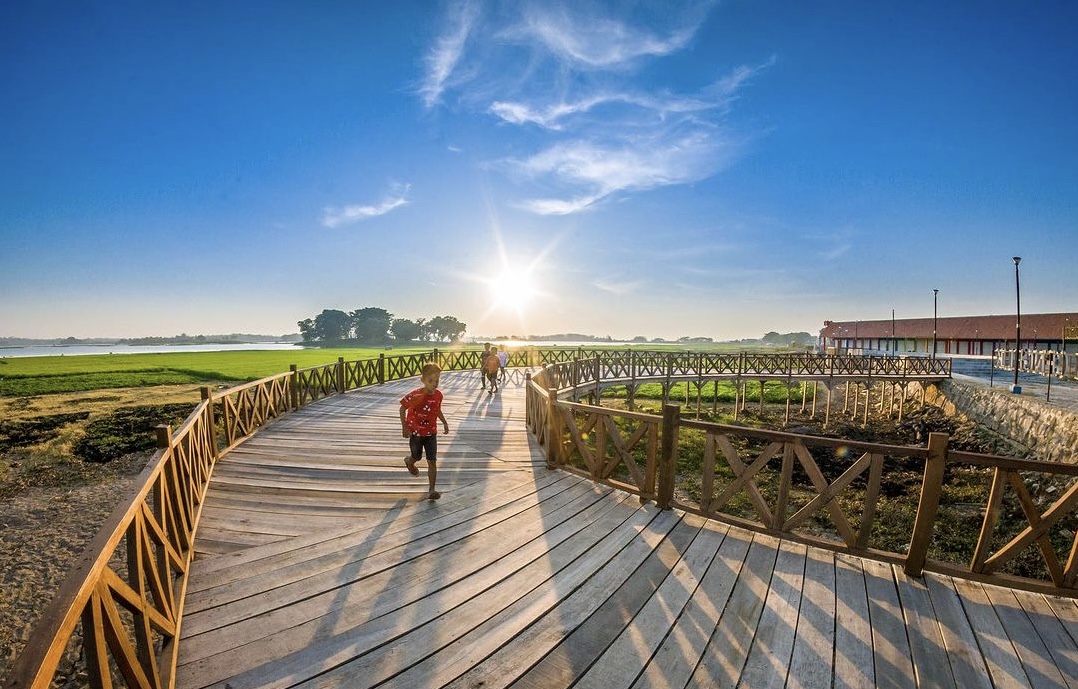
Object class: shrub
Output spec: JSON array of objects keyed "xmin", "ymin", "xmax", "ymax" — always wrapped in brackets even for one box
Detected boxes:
[{"xmin": 73, "ymin": 404, "xmax": 194, "ymax": 463}]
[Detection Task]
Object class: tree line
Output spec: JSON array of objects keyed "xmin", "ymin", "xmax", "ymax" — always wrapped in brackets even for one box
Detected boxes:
[{"xmin": 297, "ymin": 308, "xmax": 467, "ymax": 345}]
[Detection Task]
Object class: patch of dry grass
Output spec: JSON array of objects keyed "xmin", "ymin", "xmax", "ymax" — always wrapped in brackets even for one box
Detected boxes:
[{"xmin": 0, "ymin": 385, "xmax": 203, "ymax": 492}]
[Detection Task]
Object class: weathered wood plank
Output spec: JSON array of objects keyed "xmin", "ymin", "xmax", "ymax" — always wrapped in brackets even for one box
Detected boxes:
[
  {"xmin": 572, "ymin": 514, "xmax": 726, "ymax": 689},
  {"xmin": 1012, "ymin": 590, "xmax": 1078, "ymax": 688},
  {"xmin": 786, "ymin": 545, "xmax": 836, "ymax": 689},
  {"xmin": 737, "ymin": 539, "xmax": 807, "ymax": 689},
  {"xmin": 684, "ymin": 532, "xmax": 781, "ymax": 688},
  {"xmin": 922, "ymin": 573, "xmax": 994, "ymax": 689},
  {"xmin": 189, "ymin": 470, "xmax": 569, "ymax": 587},
  {"xmin": 893, "ymin": 566, "xmax": 956, "ymax": 689},
  {"xmin": 862, "ymin": 559, "xmax": 915, "ymax": 689},
  {"xmin": 508, "ymin": 514, "xmax": 703, "ymax": 689},
  {"xmin": 833, "ymin": 553, "xmax": 875, "ymax": 689},
  {"xmin": 952, "ymin": 578, "xmax": 1034, "ymax": 689},
  {"xmin": 982, "ymin": 584, "xmax": 1069, "ymax": 688},
  {"xmin": 626, "ymin": 524, "xmax": 753, "ymax": 689}
]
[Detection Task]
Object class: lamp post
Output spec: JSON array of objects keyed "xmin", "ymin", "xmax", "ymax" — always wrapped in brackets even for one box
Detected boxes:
[
  {"xmin": 1012, "ymin": 256, "xmax": 1022, "ymax": 394},
  {"xmin": 932, "ymin": 289, "xmax": 938, "ymax": 359},
  {"xmin": 891, "ymin": 309, "xmax": 896, "ymax": 357}
]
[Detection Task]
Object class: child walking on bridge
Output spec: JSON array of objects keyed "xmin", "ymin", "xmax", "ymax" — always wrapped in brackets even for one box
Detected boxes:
[{"xmin": 400, "ymin": 363, "xmax": 449, "ymax": 500}]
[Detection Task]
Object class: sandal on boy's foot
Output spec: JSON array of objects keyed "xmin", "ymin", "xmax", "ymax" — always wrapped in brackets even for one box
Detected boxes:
[
  {"xmin": 404, "ymin": 456, "xmax": 419, "ymax": 476},
  {"xmin": 428, "ymin": 491, "xmax": 441, "ymax": 500}
]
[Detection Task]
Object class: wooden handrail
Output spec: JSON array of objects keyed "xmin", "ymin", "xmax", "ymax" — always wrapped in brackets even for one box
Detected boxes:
[{"xmin": 528, "ymin": 355, "xmax": 1078, "ymax": 596}]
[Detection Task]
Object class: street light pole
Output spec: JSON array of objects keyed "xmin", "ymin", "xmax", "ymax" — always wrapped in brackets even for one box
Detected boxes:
[
  {"xmin": 932, "ymin": 289, "xmax": 938, "ymax": 360},
  {"xmin": 1012, "ymin": 256, "xmax": 1022, "ymax": 394},
  {"xmin": 892, "ymin": 309, "xmax": 896, "ymax": 357}
]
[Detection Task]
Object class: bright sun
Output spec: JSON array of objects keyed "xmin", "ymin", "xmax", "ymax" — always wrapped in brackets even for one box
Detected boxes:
[{"xmin": 491, "ymin": 269, "xmax": 535, "ymax": 312}]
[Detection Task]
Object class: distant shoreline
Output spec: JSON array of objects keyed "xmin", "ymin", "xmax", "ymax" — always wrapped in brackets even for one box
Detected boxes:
[{"xmin": 0, "ymin": 342, "xmax": 304, "ymax": 358}]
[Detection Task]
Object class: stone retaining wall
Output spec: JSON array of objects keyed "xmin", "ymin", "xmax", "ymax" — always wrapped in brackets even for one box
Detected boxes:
[{"xmin": 914, "ymin": 379, "xmax": 1078, "ymax": 464}]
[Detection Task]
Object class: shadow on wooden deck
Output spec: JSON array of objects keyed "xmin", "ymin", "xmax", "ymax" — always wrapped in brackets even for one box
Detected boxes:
[{"xmin": 176, "ymin": 371, "xmax": 1078, "ymax": 689}]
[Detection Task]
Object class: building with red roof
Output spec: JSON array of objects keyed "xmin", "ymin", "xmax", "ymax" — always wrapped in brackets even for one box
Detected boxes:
[{"xmin": 820, "ymin": 312, "xmax": 1078, "ymax": 356}]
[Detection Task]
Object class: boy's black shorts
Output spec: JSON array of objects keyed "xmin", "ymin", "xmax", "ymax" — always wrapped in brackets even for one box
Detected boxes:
[{"xmin": 409, "ymin": 434, "xmax": 438, "ymax": 462}]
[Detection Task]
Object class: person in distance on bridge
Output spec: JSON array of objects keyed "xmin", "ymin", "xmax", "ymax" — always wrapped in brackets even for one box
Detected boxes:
[
  {"xmin": 497, "ymin": 344, "xmax": 509, "ymax": 383},
  {"xmin": 483, "ymin": 345, "xmax": 501, "ymax": 394},
  {"xmin": 400, "ymin": 362, "xmax": 450, "ymax": 500},
  {"xmin": 480, "ymin": 342, "xmax": 493, "ymax": 391}
]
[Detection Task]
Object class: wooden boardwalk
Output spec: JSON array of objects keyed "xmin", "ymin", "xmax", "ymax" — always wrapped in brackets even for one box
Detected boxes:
[{"xmin": 177, "ymin": 371, "xmax": 1078, "ymax": 689}]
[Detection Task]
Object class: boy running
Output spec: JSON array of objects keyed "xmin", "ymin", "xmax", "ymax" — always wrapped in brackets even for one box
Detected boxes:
[{"xmin": 400, "ymin": 363, "xmax": 449, "ymax": 500}]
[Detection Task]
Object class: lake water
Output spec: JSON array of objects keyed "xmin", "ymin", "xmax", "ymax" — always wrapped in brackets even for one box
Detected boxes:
[{"xmin": 0, "ymin": 342, "xmax": 304, "ymax": 358}]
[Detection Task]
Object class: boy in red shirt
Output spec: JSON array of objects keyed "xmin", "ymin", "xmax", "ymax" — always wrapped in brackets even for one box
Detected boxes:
[{"xmin": 400, "ymin": 363, "xmax": 450, "ymax": 500}]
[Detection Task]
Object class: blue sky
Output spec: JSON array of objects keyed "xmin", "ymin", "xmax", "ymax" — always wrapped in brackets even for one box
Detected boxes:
[{"xmin": 2, "ymin": 1, "xmax": 1076, "ymax": 341}]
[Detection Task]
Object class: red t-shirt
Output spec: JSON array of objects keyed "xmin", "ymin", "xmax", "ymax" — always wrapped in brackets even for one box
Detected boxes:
[{"xmin": 400, "ymin": 388, "xmax": 443, "ymax": 436}]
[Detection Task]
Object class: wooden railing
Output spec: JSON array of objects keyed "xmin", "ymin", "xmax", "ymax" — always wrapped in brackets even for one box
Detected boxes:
[
  {"xmin": 527, "ymin": 358, "xmax": 1078, "ymax": 597},
  {"xmin": 995, "ymin": 347, "xmax": 1078, "ymax": 381},
  {"xmin": 0, "ymin": 347, "xmax": 955, "ymax": 689},
  {"xmin": 539, "ymin": 350, "xmax": 949, "ymax": 389}
]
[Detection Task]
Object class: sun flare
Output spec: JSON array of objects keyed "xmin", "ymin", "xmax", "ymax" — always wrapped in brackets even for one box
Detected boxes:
[{"xmin": 491, "ymin": 269, "xmax": 535, "ymax": 313}]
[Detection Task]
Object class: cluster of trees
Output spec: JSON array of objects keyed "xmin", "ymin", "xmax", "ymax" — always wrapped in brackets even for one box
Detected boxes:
[
  {"xmin": 297, "ymin": 308, "xmax": 467, "ymax": 345},
  {"xmin": 760, "ymin": 331, "xmax": 815, "ymax": 346}
]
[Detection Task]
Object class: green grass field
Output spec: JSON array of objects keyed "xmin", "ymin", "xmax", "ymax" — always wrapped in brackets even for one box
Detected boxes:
[
  {"xmin": 0, "ymin": 346, "xmax": 434, "ymax": 396},
  {"xmin": 0, "ymin": 343, "xmax": 795, "ymax": 397}
]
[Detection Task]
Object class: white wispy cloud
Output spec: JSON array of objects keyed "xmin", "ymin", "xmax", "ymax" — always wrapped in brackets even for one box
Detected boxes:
[
  {"xmin": 419, "ymin": 0, "xmax": 480, "ymax": 108},
  {"xmin": 593, "ymin": 278, "xmax": 643, "ymax": 296},
  {"xmin": 418, "ymin": 0, "xmax": 766, "ymax": 216},
  {"xmin": 322, "ymin": 183, "xmax": 411, "ymax": 228},
  {"xmin": 489, "ymin": 91, "xmax": 716, "ymax": 130},
  {"xmin": 514, "ymin": 3, "xmax": 708, "ymax": 69},
  {"xmin": 506, "ymin": 129, "xmax": 734, "ymax": 215}
]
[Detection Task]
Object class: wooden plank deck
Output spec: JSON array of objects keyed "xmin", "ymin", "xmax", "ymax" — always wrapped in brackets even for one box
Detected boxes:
[{"xmin": 177, "ymin": 370, "xmax": 1078, "ymax": 689}]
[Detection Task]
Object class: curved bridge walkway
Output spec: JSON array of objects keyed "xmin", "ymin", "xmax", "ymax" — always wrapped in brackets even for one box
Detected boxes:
[{"xmin": 177, "ymin": 371, "xmax": 1078, "ymax": 689}]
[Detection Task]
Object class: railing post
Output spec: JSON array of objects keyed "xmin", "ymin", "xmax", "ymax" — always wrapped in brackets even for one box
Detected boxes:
[
  {"xmin": 155, "ymin": 424, "xmax": 172, "ymax": 450},
  {"xmin": 905, "ymin": 432, "xmax": 949, "ymax": 577},
  {"xmin": 657, "ymin": 404, "xmax": 681, "ymax": 510},
  {"xmin": 336, "ymin": 357, "xmax": 346, "ymax": 394},
  {"xmin": 289, "ymin": 364, "xmax": 300, "ymax": 409},
  {"xmin": 594, "ymin": 354, "xmax": 601, "ymax": 404},
  {"xmin": 378, "ymin": 353, "xmax": 386, "ymax": 385},
  {"xmin": 525, "ymin": 372, "xmax": 533, "ymax": 429},
  {"xmin": 200, "ymin": 386, "xmax": 219, "ymax": 457},
  {"xmin": 545, "ymin": 381, "xmax": 561, "ymax": 469},
  {"xmin": 663, "ymin": 353, "xmax": 672, "ymax": 406}
]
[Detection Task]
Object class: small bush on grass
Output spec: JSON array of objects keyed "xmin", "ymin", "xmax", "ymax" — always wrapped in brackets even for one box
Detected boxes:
[
  {"xmin": 73, "ymin": 404, "xmax": 194, "ymax": 463},
  {"xmin": 0, "ymin": 412, "xmax": 91, "ymax": 451}
]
